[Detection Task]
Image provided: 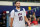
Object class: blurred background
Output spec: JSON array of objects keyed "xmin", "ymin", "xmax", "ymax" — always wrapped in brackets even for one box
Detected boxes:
[{"xmin": 0, "ymin": 0, "xmax": 40, "ymax": 27}]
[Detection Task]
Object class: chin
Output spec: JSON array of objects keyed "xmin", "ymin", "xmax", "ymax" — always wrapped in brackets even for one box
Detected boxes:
[
  {"xmin": 18, "ymin": 7, "xmax": 20, "ymax": 8},
  {"xmin": 17, "ymin": 6, "xmax": 20, "ymax": 8}
]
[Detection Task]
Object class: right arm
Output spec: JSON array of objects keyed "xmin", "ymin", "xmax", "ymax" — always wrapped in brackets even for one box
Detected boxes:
[
  {"xmin": 10, "ymin": 10, "xmax": 14, "ymax": 27},
  {"xmin": 10, "ymin": 18, "xmax": 14, "ymax": 27}
]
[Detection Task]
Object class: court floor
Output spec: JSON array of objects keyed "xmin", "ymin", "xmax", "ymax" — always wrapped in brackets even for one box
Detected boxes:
[{"xmin": 26, "ymin": 24, "xmax": 40, "ymax": 27}]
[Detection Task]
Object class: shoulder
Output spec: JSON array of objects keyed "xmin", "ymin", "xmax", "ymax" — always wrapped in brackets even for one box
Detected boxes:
[
  {"xmin": 11, "ymin": 8, "xmax": 16, "ymax": 12},
  {"xmin": 11, "ymin": 9, "xmax": 14, "ymax": 12},
  {"xmin": 20, "ymin": 8, "xmax": 25, "ymax": 11},
  {"xmin": 22, "ymin": 8, "xmax": 25, "ymax": 11},
  {"xmin": 23, "ymin": 8, "xmax": 25, "ymax": 10},
  {"xmin": 10, "ymin": 9, "xmax": 14, "ymax": 13},
  {"xmin": 21, "ymin": 8, "xmax": 25, "ymax": 10}
]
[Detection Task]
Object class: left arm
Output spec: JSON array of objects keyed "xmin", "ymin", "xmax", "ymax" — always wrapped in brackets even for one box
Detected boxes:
[
  {"xmin": 24, "ymin": 16, "xmax": 30, "ymax": 27},
  {"xmin": 23, "ymin": 8, "xmax": 30, "ymax": 27}
]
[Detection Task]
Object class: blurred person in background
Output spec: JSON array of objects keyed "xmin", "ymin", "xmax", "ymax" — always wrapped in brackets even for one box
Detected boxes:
[
  {"xmin": 27, "ymin": 11, "xmax": 31, "ymax": 22},
  {"xmin": 32, "ymin": 12, "xmax": 36, "ymax": 18},
  {"xmin": 10, "ymin": 1, "xmax": 30, "ymax": 27},
  {"xmin": 31, "ymin": 18, "xmax": 38, "ymax": 25},
  {"xmin": 31, "ymin": 12, "xmax": 36, "ymax": 22},
  {"xmin": 25, "ymin": 11, "xmax": 31, "ymax": 26},
  {"xmin": 31, "ymin": 12, "xmax": 38, "ymax": 25},
  {"xmin": 37, "ymin": 17, "xmax": 40, "ymax": 24}
]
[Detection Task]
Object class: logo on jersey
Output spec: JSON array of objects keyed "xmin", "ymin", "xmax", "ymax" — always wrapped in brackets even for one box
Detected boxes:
[{"xmin": 18, "ymin": 13, "xmax": 23, "ymax": 21}]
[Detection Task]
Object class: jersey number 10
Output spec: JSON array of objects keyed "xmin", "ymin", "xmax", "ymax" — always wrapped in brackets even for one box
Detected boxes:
[{"xmin": 19, "ymin": 16, "xmax": 23, "ymax": 21}]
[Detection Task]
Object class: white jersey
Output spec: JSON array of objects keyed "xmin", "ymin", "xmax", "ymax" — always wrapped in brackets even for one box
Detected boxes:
[{"xmin": 10, "ymin": 8, "xmax": 26, "ymax": 27}]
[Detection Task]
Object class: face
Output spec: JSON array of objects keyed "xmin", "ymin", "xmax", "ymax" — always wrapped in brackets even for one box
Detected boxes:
[
  {"xmin": 33, "ymin": 12, "xmax": 35, "ymax": 15},
  {"xmin": 15, "ymin": 1, "xmax": 20, "ymax": 8}
]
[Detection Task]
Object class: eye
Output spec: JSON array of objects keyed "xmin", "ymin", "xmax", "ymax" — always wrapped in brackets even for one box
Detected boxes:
[{"xmin": 19, "ymin": 3, "xmax": 20, "ymax": 4}]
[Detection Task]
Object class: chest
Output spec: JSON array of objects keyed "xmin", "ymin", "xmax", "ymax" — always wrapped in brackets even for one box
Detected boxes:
[{"xmin": 14, "ymin": 11, "xmax": 24, "ymax": 16}]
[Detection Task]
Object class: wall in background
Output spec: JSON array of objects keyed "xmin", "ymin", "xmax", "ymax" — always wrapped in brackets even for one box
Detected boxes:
[{"xmin": 0, "ymin": 1, "xmax": 40, "ymax": 18}]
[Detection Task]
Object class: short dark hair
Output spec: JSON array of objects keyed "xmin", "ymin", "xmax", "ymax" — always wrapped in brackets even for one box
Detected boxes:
[{"xmin": 15, "ymin": 1, "xmax": 20, "ymax": 4}]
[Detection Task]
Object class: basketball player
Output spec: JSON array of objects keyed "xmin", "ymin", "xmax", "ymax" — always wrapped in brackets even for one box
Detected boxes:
[{"xmin": 10, "ymin": 1, "xmax": 30, "ymax": 27}]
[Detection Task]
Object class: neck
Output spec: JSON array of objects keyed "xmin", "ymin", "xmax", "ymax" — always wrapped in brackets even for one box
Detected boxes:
[{"xmin": 16, "ymin": 7, "xmax": 20, "ymax": 10}]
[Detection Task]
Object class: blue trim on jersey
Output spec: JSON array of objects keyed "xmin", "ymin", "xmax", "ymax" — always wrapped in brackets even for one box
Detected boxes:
[
  {"xmin": 14, "ymin": 8, "xmax": 23, "ymax": 12},
  {"xmin": 14, "ymin": 8, "xmax": 18, "ymax": 12},
  {"xmin": 20, "ymin": 8, "xmax": 23, "ymax": 11}
]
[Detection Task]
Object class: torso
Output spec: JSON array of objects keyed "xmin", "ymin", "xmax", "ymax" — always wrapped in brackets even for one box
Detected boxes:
[{"xmin": 13, "ymin": 8, "xmax": 25, "ymax": 27}]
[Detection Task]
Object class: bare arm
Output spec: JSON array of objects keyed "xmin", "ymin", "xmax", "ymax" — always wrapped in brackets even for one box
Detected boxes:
[
  {"xmin": 24, "ymin": 16, "xmax": 28, "ymax": 22},
  {"xmin": 24, "ymin": 16, "xmax": 30, "ymax": 27},
  {"xmin": 10, "ymin": 10, "xmax": 14, "ymax": 27},
  {"xmin": 10, "ymin": 18, "xmax": 14, "ymax": 27}
]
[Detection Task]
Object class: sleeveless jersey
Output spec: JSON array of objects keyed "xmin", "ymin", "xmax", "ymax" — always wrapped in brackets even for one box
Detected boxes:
[{"xmin": 10, "ymin": 8, "xmax": 26, "ymax": 27}]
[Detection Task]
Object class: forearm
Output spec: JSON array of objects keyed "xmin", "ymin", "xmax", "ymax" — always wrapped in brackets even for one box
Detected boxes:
[
  {"xmin": 24, "ymin": 16, "xmax": 28, "ymax": 22},
  {"xmin": 10, "ymin": 22, "xmax": 12, "ymax": 27},
  {"xmin": 24, "ymin": 16, "xmax": 30, "ymax": 26},
  {"xmin": 10, "ymin": 18, "xmax": 13, "ymax": 27}
]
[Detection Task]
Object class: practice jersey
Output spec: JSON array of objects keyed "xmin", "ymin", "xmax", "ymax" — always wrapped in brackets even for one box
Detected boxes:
[{"xmin": 10, "ymin": 8, "xmax": 26, "ymax": 27}]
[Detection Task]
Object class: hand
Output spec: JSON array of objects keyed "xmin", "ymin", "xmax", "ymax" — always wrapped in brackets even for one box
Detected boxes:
[{"xmin": 28, "ymin": 21, "xmax": 31, "ymax": 27}]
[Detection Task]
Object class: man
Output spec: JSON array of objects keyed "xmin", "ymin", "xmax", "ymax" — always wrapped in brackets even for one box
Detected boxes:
[{"xmin": 10, "ymin": 1, "xmax": 30, "ymax": 27}]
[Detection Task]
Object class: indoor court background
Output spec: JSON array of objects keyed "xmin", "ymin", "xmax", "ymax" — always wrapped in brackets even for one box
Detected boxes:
[{"xmin": 0, "ymin": 0, "xmax": 40, "ymax": 27}]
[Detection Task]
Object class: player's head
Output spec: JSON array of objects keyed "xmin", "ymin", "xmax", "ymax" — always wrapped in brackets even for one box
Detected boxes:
[
  {"xmin": 15, "ymin": 1, "xmax": 20, "ymax": 8},
  {"xmin": 33, "ymin": 12, "xmax": 35, "ymax": 15}
]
